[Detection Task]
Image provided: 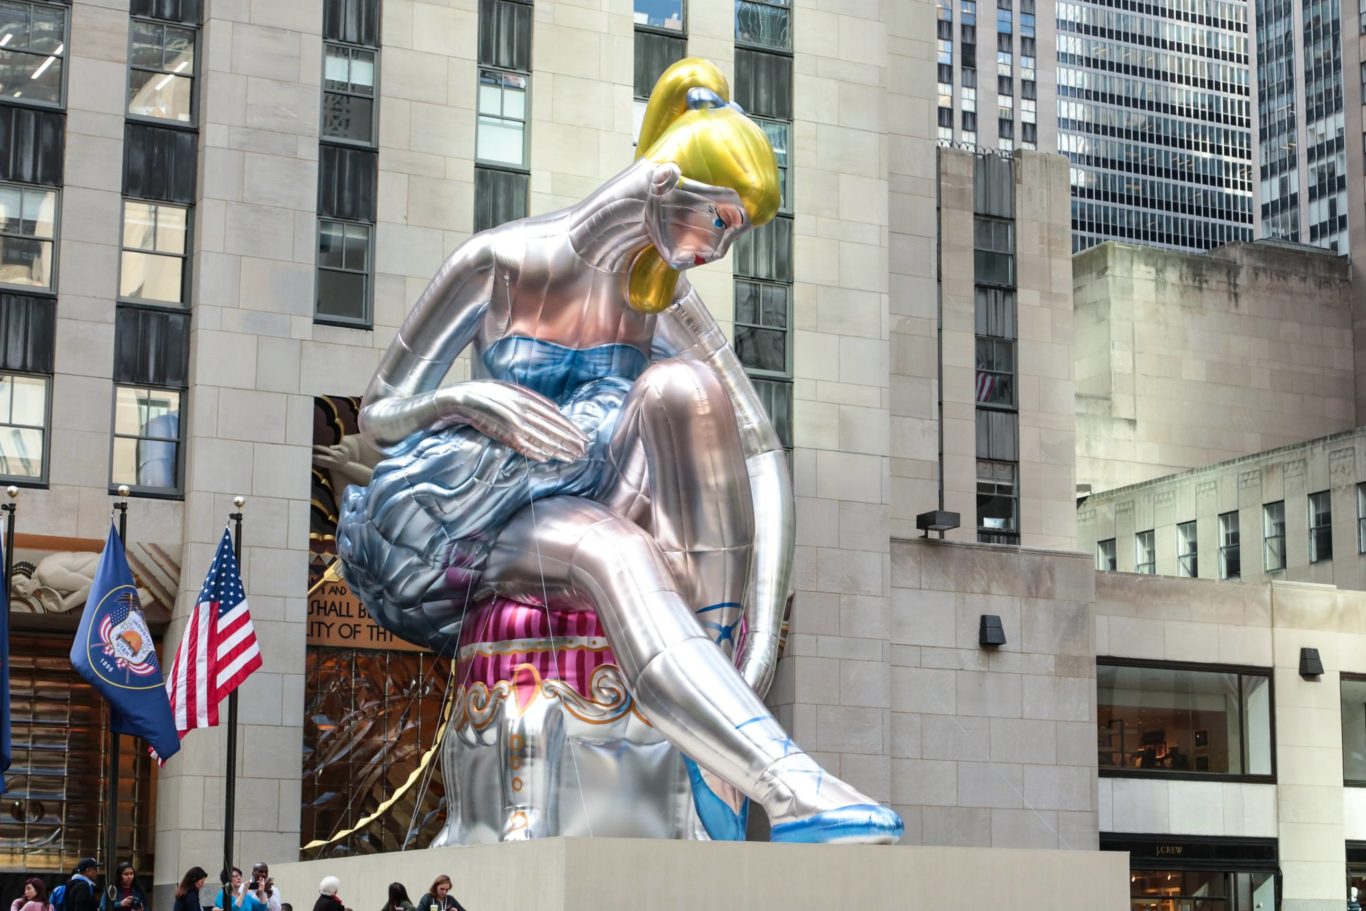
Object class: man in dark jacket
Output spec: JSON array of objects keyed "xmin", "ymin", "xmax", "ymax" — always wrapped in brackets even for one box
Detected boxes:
[{"xmin": 66, "ymin": 858, "xmax": 101, "ymax": 911}]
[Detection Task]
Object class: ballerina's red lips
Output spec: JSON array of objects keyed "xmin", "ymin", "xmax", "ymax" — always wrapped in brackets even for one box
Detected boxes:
[{"xmin": 694, "ymin": 253, "xmax": 707, "ymax": 265}]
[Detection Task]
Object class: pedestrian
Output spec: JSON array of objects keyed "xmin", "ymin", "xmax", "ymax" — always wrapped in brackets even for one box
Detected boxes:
[
  {"xmin": 311, "ymin": 878, "xmax": 342, "ymax": 911},
  {"xmin": 379, "ymin": 885, "xmax": 413, "ymax": 911},
  {"xmin": 172, "ymin": 868, "xmax": 208, "ymax": 911},
  {"xmin": 65, "ymin": 859, "xmax": 100, "ymax": 911},
  {"xmin": 246, "ymin": 863, "xmax": 282, "ymax": 911},
  {"xmin": 100, "ymin": 863, "xmax": 148, "ymax": 911},
  {"xmin": 11, "ymin": 877, "xmax": 49, "ymax": 911},
  {"xmin": 213, "ymin": 869, "xmax": 263, "ymax": 911},
  {"xmin": 415, "ymin": 877, "xmax": 465, "ymax": 911}
]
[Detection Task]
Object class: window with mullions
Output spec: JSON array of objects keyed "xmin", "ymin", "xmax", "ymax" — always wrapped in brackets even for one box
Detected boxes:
[
  {"xmin": 754, "ymin": 118, "xmax": 789, "ymax": 213},
  {"xmin": 1219, "ymin": 511, "xmax": 1240, "ymax": 580},
  {"xmin": 120, "ymin": 200, "xmax": 188, "ymax": 306},
  {"xmin": 635, "ymin": 31, "xmax": 685, "ymax": 102},
  {"xmin": 128, "ymin": 19, "xmax": 195, "ymax": 124},
  {"xmin": 1357, "ymin": 483, "xmax": 1366, "ymax": 553},
  {"xmin": 477, "ymin": 69, "xmax": 528, "ymax": 168},
  {"xmin": 734, "ymin": 279, "xmax": 789, "ymax": 375},
  {"xmin": 1097, "ymin": 538, "xmax": 1115, "ymax": 571},
  {"xmin": 736, "ymin": 0, "xmax": 789, "ymax": 51},
  {"xmin": 110, "ymin": 384, "xmax": 181, "ymax": 493},
  {"xmin": 974, "ymin": 336, "xmax": 1014, "ymax": 406},
  {"xmin": 1309, "ymin": 490, "xmax": 1332, "ymax": 563},
  {"xmin": 973, "ymin": 217, "xmax": 1014, "ymax": 286},
  {"xmin": 1177, "ymin": 520, "xmax": 1197, "ymax": 577},
  {"xmin": 0, "ymin": 182, "xmax": 56, "ymax": 291},
  {"xmin": 976, "ymin": 459, "xmax": 1018, "ymax": 543},
  {"xmin": 0, "ymin": 371, "xmax": 46, "ymax": 482},
  {"xmin": 635, "ymin": 0, "xmax": 683, "ymax": 31},
  {"xmin": 323, "ymin": 42, "xmax": 377, "ymax": 145},
  {"xmin": 316, "ymin": 218, "xmax": 371, "ymax": 325},
  {"xmin": 750, "ymin": 377, "xmax": 791, "ymax": 452},
  {"xmin": 1263, "ymin": 500, "xmax": 1285, "ymax": 571},
  {"xmin": 0, "ymin": 1, "xmax": 66, "ymax": 106},
  {"xmin": 1344, "ymin": 675, "xmax": 1366, "ymax": 785},
  {"xmin": 1135, "ymin": 529, "xmax": 1155, "ymax": 574},
  {"xmin": 1098, "ymin": 661, "xmax": 1273, "ymax": 777}
]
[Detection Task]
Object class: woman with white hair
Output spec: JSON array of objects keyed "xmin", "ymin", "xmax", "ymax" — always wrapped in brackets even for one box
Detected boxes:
[{"xmin": 311, "ymin": 879, "xmax": 342, "ymax": 911}]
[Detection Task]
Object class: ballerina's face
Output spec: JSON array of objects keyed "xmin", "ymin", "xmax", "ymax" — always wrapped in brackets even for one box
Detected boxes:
[{"xmin": 644, "ymin": 165, "xmax": 751, "ymax": 270}]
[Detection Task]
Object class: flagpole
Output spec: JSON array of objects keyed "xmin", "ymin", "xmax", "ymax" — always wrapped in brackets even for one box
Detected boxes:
[
  {"xmin": 3, "ymin": 486, "xmax": 17, "ymax": 597},
  {"xmin": 223, "ymin": 496, "xmax": 245, "ymax": 911},
  {"xmin": 105, "ymin": 485, "xmax": 130, "ymax": 898}
]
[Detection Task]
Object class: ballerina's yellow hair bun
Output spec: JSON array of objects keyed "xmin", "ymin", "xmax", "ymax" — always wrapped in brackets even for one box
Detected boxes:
[{"xmin": 628, "ymin": 58, "xmax": 782, "ymax": 314}]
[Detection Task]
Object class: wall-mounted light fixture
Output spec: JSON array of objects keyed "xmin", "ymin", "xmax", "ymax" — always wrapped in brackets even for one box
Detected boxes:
[
  {"xmin": 1299, "ymin": 647, "xmax": 1324, "ymax": 679},
  {"xmin": 979, "ymin": 614, "xmax": 1006, "ymax": 648},
  {"xmin": 917, "ymin": 510, "xmax": 960, "ymax": 539}
]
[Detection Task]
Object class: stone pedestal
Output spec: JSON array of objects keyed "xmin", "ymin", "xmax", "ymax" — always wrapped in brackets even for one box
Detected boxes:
[{"xmin": 270, "ymin": 838, "xmax": 1128, "ymax": 911}]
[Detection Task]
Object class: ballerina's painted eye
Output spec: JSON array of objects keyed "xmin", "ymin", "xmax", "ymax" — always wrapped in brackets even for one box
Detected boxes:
[{"xmin": 713, "ymin": 217, "xmax": 725, "ymax": 228}]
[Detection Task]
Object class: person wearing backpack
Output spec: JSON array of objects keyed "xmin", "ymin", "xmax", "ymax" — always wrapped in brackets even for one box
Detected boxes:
[{"xmin": 61, "ymin": 858, "xmax": 100, "ymax": 911}]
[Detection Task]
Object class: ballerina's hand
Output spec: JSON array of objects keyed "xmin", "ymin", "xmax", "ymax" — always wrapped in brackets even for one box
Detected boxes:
[{"xmin": 451, "ymin": 380, "xmax": 590, "ymax": 463}]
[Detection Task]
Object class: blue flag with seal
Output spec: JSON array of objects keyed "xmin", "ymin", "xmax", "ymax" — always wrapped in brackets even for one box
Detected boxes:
[
  {"xmin": 69, "ymin": 525, "xmax": 180, "ymax": 760},
  {"xmin": 0, "ymin": 534, "xmax": 11, "ymax": 794}
]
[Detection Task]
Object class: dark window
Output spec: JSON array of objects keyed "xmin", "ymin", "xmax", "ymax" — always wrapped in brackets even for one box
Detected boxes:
[
  {"xmin": 1357, "ymin": 483, "xmax": 1366, "ymax": 553},
  {"xmin": 734, "ymin": 48, "xmax": 792, "ymax": 121},
  {"xmin": 1097, "ymin": 538, "xmax": 1116, "ymax": 571},
  {"xmin": 1219, "ymin": 511, "xmax": 1240, "ymax": 580},
  {"xmin": 733, "ymin": 278, "xmax": 789, "ymax": 375},
  {"xmin": 1344, "ymin": 675, "xmax": 1366, "ymax": 785},
  {"xmin": 1177, "ymin": 520, "xmax": 1197, "ymax": 577},
  {"xmin": 473, "ymin": 165, "xmax": 528, "ymax": 232},
  {"xmin": 755, "ymin": 118, "xmax": 790, "ymax": 212},
  {"xmin": 316, "ymin": 218, "xmax": 371, "ymax": 325},
  {"xmin": 938, "ymin": 107, "xmax": 953, "ymax": 128},
  {"xmin": 1098, "ymin": 661, "xmax": 1273, "ymax": 777},
  {"xmin": 751, "ymin": 377, "xmax": 792, "ymax": 451},
  {"xmin": 736, "ymin": 0, "xmax": 790, "ymax": 51},
  {"xmin": 0, "ymin": 1, "xmax": 67, "ymax": 107},
  {"xmin": 1263, "ymin": 501, "xmax": 1285, "ymax": 571},
  {"xmin": 130, "ymin": 0, "xmax": 202, "ymax": 25},
  {"xmin": 0, "ymin": 293, "xmax": 53, "ymax": 373},
  {"xmin": 634, "ymin": 30, "xmax": 685, "ymax": 99},
  {"xmin": 1135, "ymin": 529, "xmax": 1155, "ymax": 574},
  {"xmin": 119, "ymin": 200, "xmax": 188, "ymax": 306},
  {"xmin": 0, "ymin": 105, "xmax": 63, "ymax": 186},
  {"xmin": 974, "ymin": 336, "xmax": 1015, "ymax": 406},
  {"xmin": 128, "ymin": 19, "xmax": 197, "ymax": 124},
  {"xmin": 323, "ymin": 0, "xmax": 380, "ymax": 47},
  {"xmin": 114, "ymin": 305, "xmax": 189, "ymax": 388},
  {"xmin": 973, "ymin": 217, "xmax": 1014, "ymax": 286},
  {"xmin": 976, "ymin": 459, "xmax": 1017, "ymax": 540},
  {"xmin": 975, "ymin": 286, "xmax": 1015, "ymax": 338},
  {"xmin": 317, "ymin": 145, "xmax": 378, "ymax": 222},
  {"xmin": 323, "ymin": 43, "xmax": 377, "ymax": 145},
  {"xmin": 973, "ymin": 153, "xmax": 1014, "ymax": 216},
  {"xmin": 731, "ymin": 214, "xmax": 792, "ymax": 283},
  {"xmin": 479, "ymin": 0, "xmax": 533, "ymax": 72},
  {"xmin": 975, "ymin": 408, "xmax": 1016, "ymax": 460},
  {"xmin": 962, "ymin": 110, "xmax": 977, "ymax": 131},
  {"xmin": 0, "ymin": 181, "xmax": 56, "ymax": 291},
  {"xmin": 111, "ymin": 385, "xmax": 182, "ymax": 493},
  {"xmin": 123, "ymin": 123, "xmax": 197, "ymax": 204},
  {"xmin": 1309, "ymin": 490, "xmax": 1332, "ymax": 563}
]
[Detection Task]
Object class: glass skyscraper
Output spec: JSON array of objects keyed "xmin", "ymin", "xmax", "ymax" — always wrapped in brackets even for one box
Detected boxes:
[{"xmin": 1055, "ymin": 0, "xmax": 1256, "ymax": 252}]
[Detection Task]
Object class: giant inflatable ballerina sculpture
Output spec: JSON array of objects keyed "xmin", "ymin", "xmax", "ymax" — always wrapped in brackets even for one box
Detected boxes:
[{"xmin": 336, "ymin": 58, "xmax": 903, "ymax": 846}]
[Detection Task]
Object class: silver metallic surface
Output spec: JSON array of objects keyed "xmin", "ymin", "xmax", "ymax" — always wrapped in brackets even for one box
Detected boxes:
[{"xmin": 336, "ymin": 69, "xmax": 899, "ymax": 844}]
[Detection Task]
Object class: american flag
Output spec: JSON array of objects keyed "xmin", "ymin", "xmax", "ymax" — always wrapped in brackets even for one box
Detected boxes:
[{"xmin": 154, "ymin": 529, "xmax": 262, "ymax": 760}]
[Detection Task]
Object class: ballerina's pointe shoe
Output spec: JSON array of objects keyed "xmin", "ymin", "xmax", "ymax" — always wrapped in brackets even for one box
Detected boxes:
[
  {"xmin": 768, "ymin": 803, "xmax": 905, "ymax": 845},
  {"xmin": 684, "ymin": 755, "xmax": 750, "ymax": 841}
]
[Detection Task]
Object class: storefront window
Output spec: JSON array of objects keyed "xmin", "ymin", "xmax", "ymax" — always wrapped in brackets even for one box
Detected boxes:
[
  {"xmin": 1098, "ymin": 661, "xmax": 1273, "ymax": 777},
  {"xmin": 1344, "ymin": 675, "xmax": 1366, "ymax": 785},
  {"xmin": 1129, "ymin": 869, "xmax": 1275, "ymax": 911}
]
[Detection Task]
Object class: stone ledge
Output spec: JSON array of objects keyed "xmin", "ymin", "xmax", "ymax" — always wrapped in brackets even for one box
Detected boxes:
[{"xmin": 271, "ymin": 837, "xmax": 1129, "ymax": 911}]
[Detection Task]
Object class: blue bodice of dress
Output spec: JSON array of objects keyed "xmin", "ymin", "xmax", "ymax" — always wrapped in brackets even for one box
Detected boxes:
[{"xmin": 480, "ymin": 336, "xmax": 649, "ymax": 403}]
